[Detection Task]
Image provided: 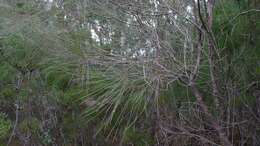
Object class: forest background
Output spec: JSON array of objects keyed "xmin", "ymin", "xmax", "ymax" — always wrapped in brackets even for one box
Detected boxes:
[{"xmin": 0, "ymin": 0, "xmax": 259, "ymax": 146}]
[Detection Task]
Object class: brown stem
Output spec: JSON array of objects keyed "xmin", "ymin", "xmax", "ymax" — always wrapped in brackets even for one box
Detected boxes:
[{"xmin": 206, "ymin": 0, "xmax": 220, "ymax": 109}]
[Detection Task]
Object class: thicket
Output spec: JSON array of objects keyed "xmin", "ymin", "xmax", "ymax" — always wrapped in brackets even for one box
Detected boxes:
[{"xmin": 0, "ymin": 0, "xmax": 259, "ymax": 146}]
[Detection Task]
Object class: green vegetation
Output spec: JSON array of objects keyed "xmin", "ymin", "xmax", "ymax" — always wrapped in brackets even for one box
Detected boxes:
[
  {"xmin": 0, "ymin": 113, "xmax": 11, "ymax": 141},
  {"xmin": 0, "ymin": 0, "xmax": 259, "ymax": 145}
]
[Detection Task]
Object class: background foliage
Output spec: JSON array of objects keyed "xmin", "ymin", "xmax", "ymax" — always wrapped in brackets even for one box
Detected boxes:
[{"xmin": 0, "ymin": 0, "xmax": 259, "ymax": 146}]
